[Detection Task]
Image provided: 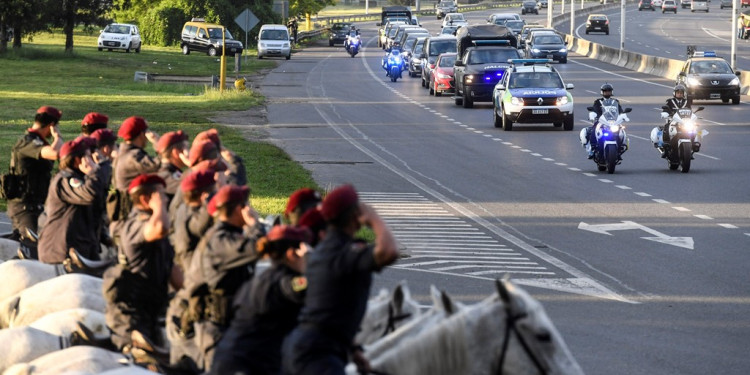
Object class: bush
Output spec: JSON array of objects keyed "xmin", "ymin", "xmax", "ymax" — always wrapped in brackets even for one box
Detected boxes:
[{"xmin": 141, "ymin": 5, "xmax": 187, "ymax": 46}]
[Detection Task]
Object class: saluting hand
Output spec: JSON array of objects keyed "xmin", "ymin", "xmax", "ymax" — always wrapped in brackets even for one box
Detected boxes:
[
  {"xmin": 79, "ymin": 155, "xmax": 97, "ymax": 175},
  {"xmin": 241, "ymin": 204, "xmax": 259, "ymax": 228},
  {"xmin": 50, "ymin": 123, "xmax": 62, "ymax": 140},
  {"xmin": 357, "ymin": 203, "xmax": 379, "ymax": 227},
  {"xmin": 148, "ymin": 187, "xmax": 166, "ymax": 212},
  {"xmin": 145, "ymin": 130, "xmax": 159, "ymax": 144}
]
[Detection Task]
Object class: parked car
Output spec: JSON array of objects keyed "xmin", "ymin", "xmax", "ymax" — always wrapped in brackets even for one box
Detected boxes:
[
  {"xmin": 429, "ymin": 52, "xmax": 457, "ymax": 96},
  {"xmin": 98, "ymin": 23, "xmax": 141, "ymax": 53},
  {"xmin": 522, "ymin": 0, "xmax": 540, "ymax": 14},
  {"xmin": 329, "ymin": 22, "xmax": 352, "ymax": 46},
  {"xmin": 585, "ymin": 14, "xmax": 610, "ymax": 35},
  {"xmin": 662, "ymin": 0, "xmax": 678, "ymax": 12},
  {"xmin": 257, "ymin": 24, "xmax": 291, "ymax": 60},
  {"xmin": 639, "ymin": 0, "xmax": 656, "ymax": 10},
  {"xmin": 181, "ymin": 19, "xmax": 243, "ymax": 56}
]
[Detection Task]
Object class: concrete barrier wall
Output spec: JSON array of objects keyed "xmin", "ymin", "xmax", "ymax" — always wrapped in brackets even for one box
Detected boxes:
[{"xmin": 554, "ymin": 2, "xmax": 750, "ymax": 94}]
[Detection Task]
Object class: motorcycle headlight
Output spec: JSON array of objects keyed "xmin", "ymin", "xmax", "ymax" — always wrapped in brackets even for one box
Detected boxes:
[
  {"xmin": 511, "ymin": 96, "xmax": 522, "ymax": 105},
  {"xmin": 681, "ymin": 120, "xmax": 695, "ymax": 131},
  {"xmin": 686, "ymin": 77, "xmax": 702, "ymax": 86},
  {"xmin": 609, "ymin": 124, "xmax": 620, "ymax": 132},
  {"xmin": 729, "ymin": 77, "xmax": 740, "ymax": 86},
  {"xmin": 556, "ymin": 96, "xmax": 568, "ymax": 106}
]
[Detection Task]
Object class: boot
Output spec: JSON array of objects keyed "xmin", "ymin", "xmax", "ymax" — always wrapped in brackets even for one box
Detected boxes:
[
  {"xmin": 70, "ymin": 322, "xmax": 117, "ymax": 351},
  {"xmin": 130, "ymin": 329, "xmax": 170, "ymax": 363}
]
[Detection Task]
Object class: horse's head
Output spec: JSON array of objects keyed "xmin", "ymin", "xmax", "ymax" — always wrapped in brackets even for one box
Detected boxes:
[
  {"xmin": 492, "ymin": 278, "xmax": 584, "ymax": 375},
  {"xmin": 356, "ymin": 281, "xmax": 421, "ymax": 345}
]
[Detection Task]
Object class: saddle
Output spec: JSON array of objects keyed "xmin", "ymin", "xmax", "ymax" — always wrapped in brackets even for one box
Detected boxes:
[{"xmin": 64, "ymin": 247, "xmax": 115, "ymax": 277}]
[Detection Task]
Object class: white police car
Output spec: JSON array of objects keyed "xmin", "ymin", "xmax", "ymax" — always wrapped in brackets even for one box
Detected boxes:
[{"xmin": 492, "ymin": 59, "xmax": 575, "ymax": 131}]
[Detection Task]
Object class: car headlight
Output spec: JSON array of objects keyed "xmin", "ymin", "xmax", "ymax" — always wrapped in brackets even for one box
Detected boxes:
[
  {"xmin": 557, "ymin": 96, "xmax": 569, "ymax": 105},
  {"xmin": 466, "ymin": 75, "xmax": 474, "ymax": 83},
  {"xmin": 510, "ymin": 96, "xmax": 522, "ymax": 105},
  {"xmin": 559, "ymin": 48, "xmax": 567, "ymax": 53},
  {"xmin": 437, "ymin": 73, "xmax": 451, "ymax": 79},
  {"xmin": 729, "ymin": 77, "xmax": 740, "ymax": 86},
  {"xmin": 686, "ymin": 77, "xmax": 702, "ymax": 86},
  {"xmin": 532, "ymin": 48, "xmax": 540, "ymax": 53}
]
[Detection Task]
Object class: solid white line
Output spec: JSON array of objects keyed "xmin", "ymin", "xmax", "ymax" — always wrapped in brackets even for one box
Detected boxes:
[
  {"xmin": 467, "ymin": 270, "xmax": 556, "ymax": 276},
  {"xmin": 404, "ymin": 244, "xmax": 510, "ymax": 249},
  {"xmin": 392, "ymin": 224, "xmax": 473, "ymax": 228},
  {"xmin": 653, "ymin": 199, "xmax": 670, "ymax": 204},
  {"xmin": 397, "ymin": 260, "xmax": 538, "ymax": 267},
  {"xmin": 718, "ymin": 224, "xmax": 738, "ymax": 229},
  {"xmin": 400, "ymin": 239, "xmax": 500, "ymax": 244},
  {"xmin": 694, "ymin": 215, "xmax": 714, "ymax": 220},
  {"xmin": 403, "ymin": 255, "xmax": 529, "ymax": 260},
  {"xmin": 395, "ymin": 234, "xmax": 494, "ymax": 239},
  {"xmin": 411, "ymin": 250, "xmax": 519, "ymax": 255},
  {"xmin": 392, "ymin": 230, "xmax": 483, "ymax": 235}
]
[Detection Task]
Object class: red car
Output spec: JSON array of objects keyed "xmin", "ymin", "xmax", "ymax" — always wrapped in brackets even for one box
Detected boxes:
[{"xmin": 429, "ymin": 52, "xmax": 457, "ymax": 96}]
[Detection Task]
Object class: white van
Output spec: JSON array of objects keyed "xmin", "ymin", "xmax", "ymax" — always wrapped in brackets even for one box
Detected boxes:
[
  {"xmin": 691, "ymin": 0, "xmax": 708, "ymax": 12},
  {"xmin": 257, "ymin": 24, "xmax": 292, "ymax": 60}
]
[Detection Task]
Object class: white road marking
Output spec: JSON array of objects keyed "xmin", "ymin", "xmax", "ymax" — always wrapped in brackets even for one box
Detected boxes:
[
  {"xmin": 568, "ymin": 167, "xmax": 581, "ymax": 171},
  {"xmin": 653, "ymin": 199, "xmax": 670, "ymax": 204},
  {"xmin": 694, "ymin": 215, "xmax": 714, "ymax": 220},
  {"xmin": 616, "ymin": 185, "xmax": 631, "ymax": 190},
  {"xmin": 583, "ymin": 173, "xmax": 596, "ymax": 177},
  {"xmin": 635, "ymin": 192, "xmax": 652, "ymax": 197},
  {"xmin": 672, "ymin": 207, "xmax": 691, "ymax": 212},
  {"xmin": 718, "ymin": 224, "xmax": 739, "ymax": 229},
  {"xmin": 598, "ymin": 179, "xmax": 613, "ymax": 183}
]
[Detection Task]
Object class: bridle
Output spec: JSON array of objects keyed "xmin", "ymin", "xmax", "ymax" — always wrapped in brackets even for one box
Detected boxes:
[
  {"xmin": 380, "ymin": 303, "xmax": 412, "ymax": 338},
  {"xmin": 495, "ymin": 311, "xmax": 549, "ymax": 375}
]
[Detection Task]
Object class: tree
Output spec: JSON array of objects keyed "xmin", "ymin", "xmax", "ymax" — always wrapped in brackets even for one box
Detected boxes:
[
  {"xmin": 290, "ymin": 0, "xmax": 336, "ymax": 19},
  {"xmin": 51, "ymin": 0, "xmax": 111, "ymax": 52},
  {"xmin": 0, "ymin": 0, "xmax": 50, "ymax": 50}
]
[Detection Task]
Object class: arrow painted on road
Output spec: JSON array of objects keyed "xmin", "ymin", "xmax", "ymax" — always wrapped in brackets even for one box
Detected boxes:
[{"xmin": 578, "ymin": 221, "xmax": 694, "ymax": 250}]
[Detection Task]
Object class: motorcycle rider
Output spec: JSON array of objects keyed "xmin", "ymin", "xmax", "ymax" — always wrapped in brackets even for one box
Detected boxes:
[
  {"xmin": 659, "ymin": 84, "xmax": 690, "ymax": 156},
  {"xmin": 344, "ymin": 28, "xmax": 360, "ymax": 52},
  {"xmin": 586, "ymin": 83, "xmax": 625, "ymax": 159},
  {"xmin": 382, "ymin": 42, "xmax": 403, "ymax": 76}
]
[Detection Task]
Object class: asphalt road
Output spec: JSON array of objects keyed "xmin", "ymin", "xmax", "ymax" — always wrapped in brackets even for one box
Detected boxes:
[
  {"xmin": 555, "ymin": 2, "xmax": 750, "ymax": 70},
  {"xmin": 258, "ymin": 9, "xmax": 750, "ymax": 374}
]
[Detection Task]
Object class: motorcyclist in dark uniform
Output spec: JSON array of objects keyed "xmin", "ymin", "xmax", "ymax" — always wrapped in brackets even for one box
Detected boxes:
[
  {"xmin": 586, "ymin": 83, "xmax": 624, "ymax": 159},
  {"xmin": 659, "ymin": 84, "xmax": 690, "ymax": 154},
  {"xmin": 383, "ymin": 42, "xmax": 403, "ymax": 76}
]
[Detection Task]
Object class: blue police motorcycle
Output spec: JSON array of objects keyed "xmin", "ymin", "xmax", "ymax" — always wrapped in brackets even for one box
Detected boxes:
[
  {"xmin": 383, "ymin": 47, "xmax": 405, "ymax": 82},
  {"xmin": 581, "ymin": 99, "xmax": 631, "ymax": 174}
]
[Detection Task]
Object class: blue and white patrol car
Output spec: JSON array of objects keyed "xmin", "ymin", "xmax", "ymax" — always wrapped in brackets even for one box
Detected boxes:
[{"xmin": 492, "ymin": 59, "xmax": 575, "ymax": 131}]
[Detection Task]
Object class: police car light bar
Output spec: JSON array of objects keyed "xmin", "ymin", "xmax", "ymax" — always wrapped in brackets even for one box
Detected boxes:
[
  {"xmin": 507, "ymin": 58, "xmax": 552, "ymax": 65},
  {"xmin": 472, "ymin": 40, "xmax": 511, "ymax": 46},
  {"xmin": 693, "ymin": 51, "xmax": 717, "ymax": 57}
]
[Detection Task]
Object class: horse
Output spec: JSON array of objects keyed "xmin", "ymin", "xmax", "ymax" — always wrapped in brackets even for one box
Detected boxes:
[
  {"xmin": 364, "ymin": 279, "xmax": 584, "ymax": 375},
  {"xmin": 2, "ymin": 346, "xmax": 128, "ymax": 375},
  {"xmin": 0, "ymin": 260, "xmax": 67, "ymax": 302},
  {"xmin": 28, "ymin": 308, "xmax": 109, "ymax": 341},
  {"xmin": 356, "ymin": 281, "xmax": 422, "ymax": 346},
  {"xmin": 0, "ymin": 273, "xmax": 105, "ymax": 328},
  {"xmin": 0, "ymin": 238, "xmax": 20, "ymax": 262},
  {"xmin": 0, "ymin": 327, "xmax": 71, "ymax": 373}
]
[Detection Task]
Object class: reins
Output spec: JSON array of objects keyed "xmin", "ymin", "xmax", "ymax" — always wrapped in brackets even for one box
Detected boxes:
[{"xmin": 496, "ymin": 312, "xmax": 548, "ymax": 375}]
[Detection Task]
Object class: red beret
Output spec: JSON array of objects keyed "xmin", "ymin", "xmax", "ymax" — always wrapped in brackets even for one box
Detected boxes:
[
  {"xmin": 36, "ymin": 106, "xmax": 62, "ymax": 121},
  {"xmin": 194, "ymin": 129, "xmax": 221, "ymax": 149},
  {"xmin": 266, "ymin": 225, "xmax": 312, "ymax": 244},
  {"xmin": 59, "ymin": 139, "xmax": 89, "ymax": 159},
  {"xmin": 75, "ymin": 136, "xmax": 97, "ymax": 150},
  {"xmin": 180, "ymin": 170, "xmax": 216, "ymax": 193},
  {"xmin": 189, "ymin": 140, "xmax": 218, "ymax": 167},
  {"xmin": 285, "ymin": 188, "xmax": 322, "ymax": 215},
  {"xmin": 193, "ymin": 158, "xmax": 227, "ymax": 173},
  {"xmin": 208, "ymin": 185, "xmax": 250, "ymax": 215},
  {"xmin": 298, "ymin": 208, "xmax": 325, "ymax": 231},
  {"xmin": 320, "ymin": 184, "xmax": 359, "ymax": 221},
  {"xmin": 118, "ymin": 116, "xmax": 148, "ymax": 140},
  {"xmin": 156, "ymin": 130, "xmax": 188, "ymax": 153},
  {"xmin": 81, "ymin": 112, "xmax": 108, "ymax": 127},
  {"xmin": 127, "ymin": 174, "xmax": 166, "ymax": 194},
  {"xmin": 90, "ymin": 128, "xmax": 117, "ymax": 146}
]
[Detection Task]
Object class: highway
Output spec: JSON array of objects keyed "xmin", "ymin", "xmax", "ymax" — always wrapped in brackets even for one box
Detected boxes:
[{"xmin": 257, "ymin": 7, "xmax": 750, "ymax": 374}]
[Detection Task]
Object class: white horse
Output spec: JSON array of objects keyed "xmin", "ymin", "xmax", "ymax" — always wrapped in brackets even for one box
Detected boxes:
[
  {"xmin": 0, "ymin": 327, "xmax": 71, "ymax": 373},
  {"xmin": 29, "ymin": 308, "xmax": 109, "ymax": 341},
  {"xmin": 2, "ymin": 346, "xmax": 128, "ymax": 375},
  {"xmin": 365, "ymin": 279, "xmax": 584, "ymax": 375},
  {"xmin": 0, "ymin": 238, "xmax": 20, "ymax": 262},
  {"xmin": 0, "ymin": 274, "xmax": 105, "ymax": 328},
  {"xmin": 0, "ymin": 260, "xmax": 67, "ymax": 302},
  {"xmin": 356, "ymin": 281, "xmax": 422, "ymax": 345},
  {"xmin": 361, "ymin": 285, "xmax": 465, "ymax": 363}
]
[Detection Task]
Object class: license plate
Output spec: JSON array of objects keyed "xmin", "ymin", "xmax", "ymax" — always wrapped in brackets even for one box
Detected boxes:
[
  {"xmin": 230, "ymin": 48, "xmax": 236, "ymax": 52},
  {"xmin": 709, "ymin": 93, "xmax": 721, "ymax": 99},
  {"xmin": 105, "ymin": 42, "xmax": 116, "ymax": 46},
  {"xmin": 594, "ymin": 27, "xmax": 601, "ymax": 29},
  {"xmin": 269, "ymin": 50, "xmax": 280, "ymax": 54},
  {"xmin": 546, "ymin": 54, "xmax": 553, "ymax": 59},
  {"xmin": 533, "ymin": 109, "xmax": 548, "ymax": 114}
]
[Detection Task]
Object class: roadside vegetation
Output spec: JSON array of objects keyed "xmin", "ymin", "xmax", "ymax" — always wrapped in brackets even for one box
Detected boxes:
[{"xmin": 0, "ymin": 29, "xmax": 318, "ymax": 216}]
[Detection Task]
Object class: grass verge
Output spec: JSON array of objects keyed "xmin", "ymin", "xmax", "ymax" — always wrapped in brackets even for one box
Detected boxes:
[{"xmin": 0, "ymin": 28, "xmax": 317, "ymax": 216}]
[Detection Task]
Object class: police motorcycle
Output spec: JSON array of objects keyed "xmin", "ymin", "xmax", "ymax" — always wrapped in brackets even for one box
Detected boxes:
[
  {"xmin": 581, "ymin": 99, "xmax": 631, "ymax": 174},
  {"xmin": 650, "ymin": 106, "xmax": 706, "ymax": 173},
  {"xmin": 345, "ymin": 30, "xmax": 361, "ymax": 57},
  {"xmin": 383, "ymin": 43, "xmax": 405, "ymax": 82}
]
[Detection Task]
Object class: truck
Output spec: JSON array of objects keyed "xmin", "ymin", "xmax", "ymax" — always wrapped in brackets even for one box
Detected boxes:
[
  {"xmin": 453, "ymin": 24, "xmax": 520, "ymax": 108},
  {"xmin": 377, "ymin": 6, "xmax": 412, "ymax": 49}
]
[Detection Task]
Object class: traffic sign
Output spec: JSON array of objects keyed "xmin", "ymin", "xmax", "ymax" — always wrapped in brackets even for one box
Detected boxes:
[{"xmin": 235, "ymin": 8, "xmax": 259, "ymax": 33}]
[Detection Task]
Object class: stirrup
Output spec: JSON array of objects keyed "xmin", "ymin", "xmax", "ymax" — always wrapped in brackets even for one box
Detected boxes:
[{"xmin": 64, "ymin": 248, "xmax": 114, "ymax": 277}]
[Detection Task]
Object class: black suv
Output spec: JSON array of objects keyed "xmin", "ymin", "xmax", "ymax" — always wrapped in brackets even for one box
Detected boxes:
[
  {"xmin": 329, "ymin": 22, "xmax": 352, "ymax": 46},
  {"xmin": 180, "ymin": 19, "xmax": 243, "ymax": 56},
  {"xmin": 677, "ymin": 51, "xmax": 741, "ymax": 105}
]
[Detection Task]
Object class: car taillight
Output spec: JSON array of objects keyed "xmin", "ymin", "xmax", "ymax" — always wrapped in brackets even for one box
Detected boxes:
[
  {"xmin": 605, "ymin": 20, "xmax": 609, "ymax": 24},
  {"xmin": 429, "ymin": 63, "xmax": 435, "ymax": 69}
]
